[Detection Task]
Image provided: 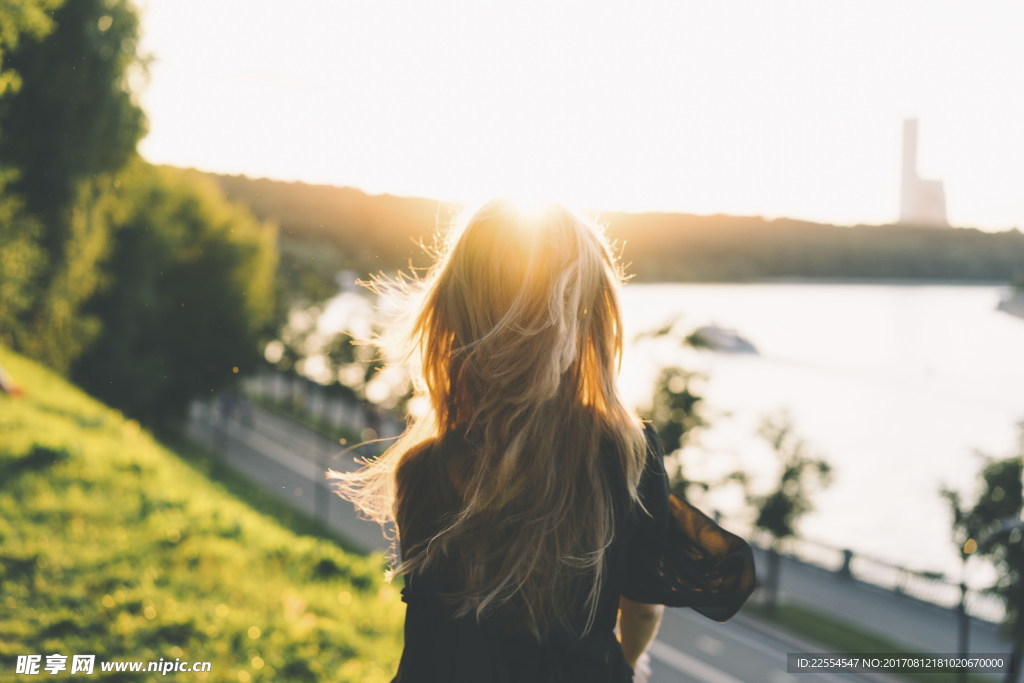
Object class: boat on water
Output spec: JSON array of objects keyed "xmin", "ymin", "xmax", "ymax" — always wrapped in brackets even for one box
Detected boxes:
[
  {"xmin": 686, "ymin": 324, "xmax": 758, "ymax": 354},
  {"xmin": 996, "ymin": 289, "xmax": 1024, "ymax": 320}
]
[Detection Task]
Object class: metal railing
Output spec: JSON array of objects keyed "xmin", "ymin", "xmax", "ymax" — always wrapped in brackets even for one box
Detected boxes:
[
  {"xmin": 239, "ymin": 370, "xmax": 403, "ymax": 441},
  {"xmin": 762, "ymin": 533, "xmax": 1006, "ymax": 624}
]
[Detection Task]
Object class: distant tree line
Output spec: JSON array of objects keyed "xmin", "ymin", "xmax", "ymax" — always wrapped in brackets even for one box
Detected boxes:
[
  {"xmin": 609, "ymin": 212, "xmax": 1024, "ymax": 283},
  {"xmin": 212, "ymin": 174, "xmax": 448, "ymax": 287},
  {"xmin": 0, "ymin": 0, "xmax": 277, "ymax": 433},
  {"xmin": 208, "ymin": 173, "xmax": 1024, "ymax": 288}
]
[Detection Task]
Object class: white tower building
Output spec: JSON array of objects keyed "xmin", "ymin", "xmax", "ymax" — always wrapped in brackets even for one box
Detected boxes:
[{"xmin": 899, "ymin": 119, "xmax": 948, "ymax": 227}]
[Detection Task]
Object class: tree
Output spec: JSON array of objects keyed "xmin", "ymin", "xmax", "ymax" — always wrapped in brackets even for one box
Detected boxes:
[
  {"xmin": 322, "ymin": 330, "xmax": 384, "ymax": 401},
  {"xmin": 0, "ymin": 0, "xmax": 60, "ymax": 348},
  {"xmin": 0, "ymin": 0, "xmax": 147, "ymax": 372},
  {"xmin": 0, "ymin": 1, "xmax": 60, "ymax": 98},
  {"xmin": 942, "ymin": 426, "xmax": 1023, "ymax": 683},
  {"xmin": 70, "ymin": 163, "xmax": 278, "ymax": 435},
  {"xmin": 644, "ymin": 365, "xmax": 709, "ymax": 499},
  {"xmin": 635, "ymin": 318, "xmax": 712, "ymax": 500},
  {"xmin": 0, "ymin": 174, "xmax": 43, "ymax": 347},
  {"xmin": 742, "ymin": 411, "xmax": 833, "ymax": 614}
]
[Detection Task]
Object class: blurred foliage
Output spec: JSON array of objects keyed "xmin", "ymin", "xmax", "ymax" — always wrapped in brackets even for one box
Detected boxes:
[
  {"xmin": 737, "ymin": 411, "xmax": 832, "ymax": 614},
  {"xmin": 0, "ymin": 0, "xmax": 60, "ymax": 98},
  {"xmin": 0, "ymin": 0, "xmax": 147, "ymax": 374},
  {"xmin": 276, "ymin": 234, "xmax": 348, "ymax": 312},
  {"xmin": 265, "ymin": 237, "xmax": 351, "ymax": 380},
  {"xmin": 0, "ymin": 345, "xmax": 403, "ymax": 682},
  {"xmin": 644, "ymin": 366, "xmax": 709, "ymax": 499},
  {"xmin": 0, "ymin": 0, "xmax": 283, "ymax": 436},
  {"xmin": 0, "ymin": 169, "xmax": 43, "ymax": 343},
  {"xmin": 0, "ymin": 0, "xmax": 146, "ymax": 218},
  {"xmin": 745, "ymin": 411, "xmax": 833, "ymax": 544},
  {"xmin": 942, "ymin": 425, "xmax": 1023, "ymax": 659},
  {"xmin": 265, "ymin": 292, "xmax": 398, "ymax": 414},
  {"xmin": 636, "ymin": 319, "xmax": 712, "ymax": 499},
  {"xmin": 268, "ymin": 305, "xmax": 321, "ymax": 376},
  {"xmin": 209, "ymin": 172, "xmax": 1024, "ymax": 284},
  {"xmin": 322, "ymin": 330, "xmax": 384, "ymax": 401},
  {"xmin": 0, "ymin": 0, "xmax": 59, "ymax": 350},
  {"xmin": 69, "ymin": 162, "xmax": 278, "ymax": 435}
]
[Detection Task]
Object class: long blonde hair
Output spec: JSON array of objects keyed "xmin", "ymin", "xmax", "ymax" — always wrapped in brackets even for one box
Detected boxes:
[{"xmin": 329, "ymin": 198, "xmax": 648, "ymax": 640}]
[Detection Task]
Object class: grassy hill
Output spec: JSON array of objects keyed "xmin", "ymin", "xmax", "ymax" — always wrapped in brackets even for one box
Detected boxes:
[{"xmin": 0, "ymin": 345, "xmax": 403, "ymax": 682}]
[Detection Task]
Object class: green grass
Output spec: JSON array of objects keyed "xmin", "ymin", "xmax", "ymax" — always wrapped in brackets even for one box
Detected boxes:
[
  {"xmin": 0, "ymin": 345, "xmax": 403, "ymax": 682},
  {"xmin": 744, "ymin": 600, "xmax": 997, "ymax": 683}
]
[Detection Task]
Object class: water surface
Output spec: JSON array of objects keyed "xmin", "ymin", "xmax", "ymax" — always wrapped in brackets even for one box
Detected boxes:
[{"xmin": 619, "ymin": 282, "xmax": 1024, "ymax": 579}]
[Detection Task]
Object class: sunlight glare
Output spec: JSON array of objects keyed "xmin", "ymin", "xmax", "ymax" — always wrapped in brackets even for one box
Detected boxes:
[
  {"xmin": 137, "ymin": 0, "xmax": 1024, "ymax": 230},
  {"xmin": 504, "ymin": 193, "xmax": 560, "ymax": 228}
]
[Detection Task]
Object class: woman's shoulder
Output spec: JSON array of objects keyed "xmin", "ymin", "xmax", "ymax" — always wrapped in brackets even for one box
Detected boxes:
[
  {"xmin": 639, "ymin": 420, "xmax": 662, "ymax": 455},
  {"xmin": 601, "ymin": 420, "xmax": 663, "ymax": 473},
  {"xmin": 403, "ymin": 436, "xmax": 441, "ymax": 464},
  {"xmin": 395, "ymin": 434, "xmax": 469, "ymax": 514},
  {"xmin": 395, "ymin": 436, "xmax": 471, "ymax": 493},
  {"xmin": 598, "ymin": 421, "xmax": 664, "ymax": 513},
  {"xmin": 395, "ymin": 438, "xmax": 440, "ymax": 491},
  {"xmin": 394, "ymin": 437, "xmax": 465, "ymax": 555}
]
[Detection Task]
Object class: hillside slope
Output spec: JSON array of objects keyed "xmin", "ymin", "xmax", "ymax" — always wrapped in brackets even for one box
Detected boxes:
[{"xmin": 0, "ymin": 346, "xmax": 402, "ymax": 682}]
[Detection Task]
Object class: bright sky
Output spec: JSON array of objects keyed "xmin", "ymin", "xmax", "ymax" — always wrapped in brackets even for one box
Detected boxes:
[{"xmin": 136, "ymin": 1, "xmax": 1024, "ymax": 230}]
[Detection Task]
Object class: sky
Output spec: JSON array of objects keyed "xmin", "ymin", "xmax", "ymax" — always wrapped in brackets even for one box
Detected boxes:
[{"xmin": 136, "ymin": 1, "xmax": 1024, "ymax": 230}]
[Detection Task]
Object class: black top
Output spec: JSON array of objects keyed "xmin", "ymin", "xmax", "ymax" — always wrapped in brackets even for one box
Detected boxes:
[{"xmin": 391, "ymin": 424, "xmax": 756, "ymax": 683}]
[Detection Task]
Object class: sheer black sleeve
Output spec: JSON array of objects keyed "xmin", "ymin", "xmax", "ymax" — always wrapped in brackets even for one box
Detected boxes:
[{"xmin": 621, "ymin": 424, "xmax": 756, "ymax": 621}]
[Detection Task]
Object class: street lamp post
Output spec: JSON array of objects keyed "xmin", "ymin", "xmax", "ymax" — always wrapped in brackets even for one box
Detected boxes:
[
  {"xmin": 979, "ymin": 518, "xmax": 1024, "ymax": 683},
  {"xmin": 956, "ymin": 541, "xmax": 977, "ymax": 683}
]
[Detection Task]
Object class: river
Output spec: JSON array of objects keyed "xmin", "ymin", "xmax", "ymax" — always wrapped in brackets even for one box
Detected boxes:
[{"xmin": 618, "ymin": 282, "xmax": 1024, "ymax": 579}]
